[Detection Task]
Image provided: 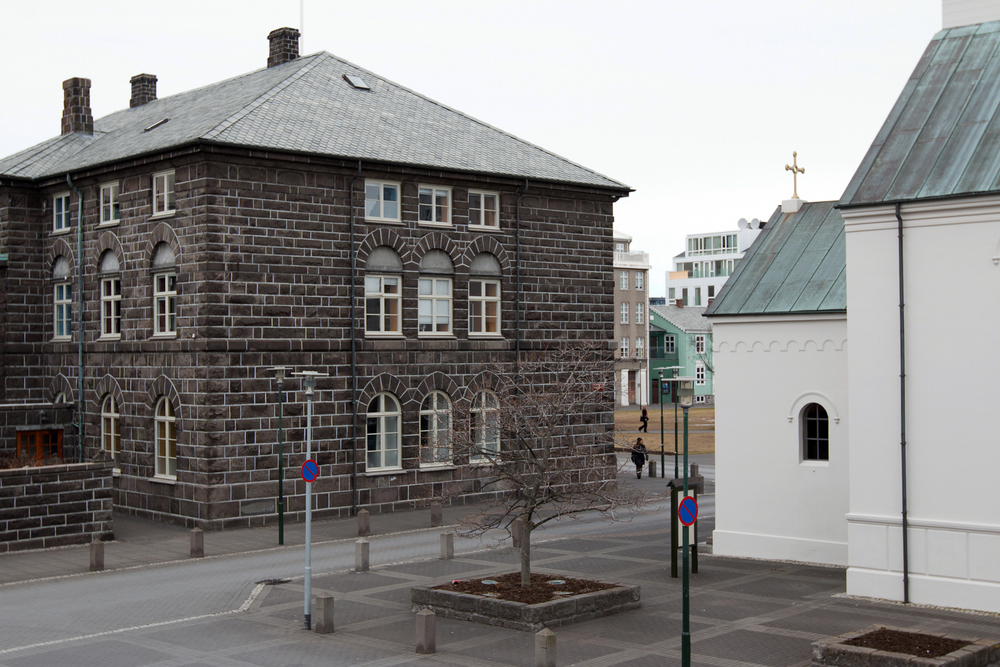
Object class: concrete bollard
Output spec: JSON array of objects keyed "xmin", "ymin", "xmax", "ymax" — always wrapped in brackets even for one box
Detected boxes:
[
  {"xmin": 430, "ymin": 502, "xmax": 443, "ymax": 528},
  {"xmin": 355, "ymin": 538, "xmax": 369, "ymax": 572},
  {"xmin": 511, "ymin": 519, "xmax": 523, "ymax": 549},
  {"xmin": 89, "ymin": 537, "xmax": 104, "ymax": 572},
  {"xmin": 415, "ymin": 608, "xmax": 436, "ymax": 654},
  {"xmin": 314, "ymin": 593, "xmax": 334, "ymax": 634},
  {"xmin": 648, "ymin": 460, "xmax": 657, "ymax": 478},
  {"xmin": 190, "ymin": 527, "xmax": 204, "ymax": 558},
  {"xmin": 357, "ymin": 509, "xmax": 370, "ymax": 537},
  {"xmin": 440, "ymin": 532, "xmax": 454, "ymax": 560},
  {"xmin": 535, "ymin": 628, "xmax": 556, "ymax": 667}
]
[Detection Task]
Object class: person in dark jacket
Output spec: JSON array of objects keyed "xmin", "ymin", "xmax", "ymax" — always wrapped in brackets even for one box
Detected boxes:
[
  {"xmin": 631, "ymin": 438, "xmax": 649, "ymax": 479},
  {"xmin": 639, "ymin": 405, "xmax": 649, "ymax": 432}
]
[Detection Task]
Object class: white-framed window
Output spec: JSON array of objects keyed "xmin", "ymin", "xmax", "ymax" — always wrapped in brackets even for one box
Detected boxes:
[
  {"xmin": 366, "ymin": 393, "xmax": 401, "ymax": 470},
  {"xmin": 419, "ymin": 278, "xmax": 452, "ymax": 335},
  {"xmin": 365, "ymin": 181, "xmax": 400, "ymax": 222},
  {"xmin": 695, "ymin": 395, "xmax": 707, "ymax": 404},
  {"xmin": 695, "ymin": 334, "xmax": 705, "ymax": 354},
  {"xmin": 471, "ymin": 390, "xmax": 499, "ymax": 461},
  {"xmin": 469, "ymin": 279, "xmax": 500, "ymax": 335},
  {"xmin": 468, "ymin": 191, "xmax": 498, "ymax": 228},
  {"xmin": 152, "ymin": 170, "xmax": 175, "ymax": 216},
  {"xmin": 53, "ymin": 193, "xmax": 71, "ymax": 232},
  {"xmin": 694, "ymin": 287, "xmax": 702, "ymax": 306},
  {"xmin": 636, "ymin": 336, "xmax": 645, "ymax": 359},
  {"xmin": 154, "ymin": 397, "xmax": 176, "ymax": 478},
  {"xmin": 100, "ymin": 183, "xmax": 120, "ymax": 225},
  {"xmin": 365, "ymin": 275, "xmax": 401, "ymax": 334},
  {"xmin": 101, "ymin": 394, "xmax": 120, "ymax": 467},
  {"xmin": 620, "ymin": 337, "xmax": 629, "ymax": 357},
  {"xmin": 420, "ymin": 391, "xmax": 451, "ymax": 466},
  {"xmin": 802, "ymin": 403, "xmax": 829, "ymax": 461},
  {"xmin": 54, "ymin": 282, "xmax": 72, "ymax": 340},
  {"xmin": 682, "ymin": 288, "xmax": 688, "ymax": 305},
  {"xmin": 636, "ymin": 272, "xmax": 644, "ymax": 290},
  {"xmin": 708, "ymin": 285, "xmax": 715, "ymax": 298},
  {"xmin": 636, "ymin": 302, "xmax": 644, "ymax": 324},
  {"xmin": 664, "ymin": 334, "xmax": 675, "ymax": 354},
  {"xmin": 101, "ymin": 276, "xmax": 122, "ymax": 338},
  {"xmin": 668, "ymin": 287, "xmax": 675, "ymax": 301},
  {"xmin": 154, "ymin": 272, "xmax": 177, "ymax": 336},
  {"xmin": 620, "ymin": 302, "xmax": 628, "ymax": 324},
  {"xmin": 620, "ymin": 271, "xmax": 629, "ymax": 290},
  {"xmin": 695, "ymin": 362, "xmax": 706, "ymax": 386},
  {"xmin": 418, "ymin": 186, "xmax": 451, "ymax": 225}
]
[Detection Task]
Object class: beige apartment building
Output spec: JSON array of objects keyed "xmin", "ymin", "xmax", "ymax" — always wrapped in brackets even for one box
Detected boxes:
[{"xmin": 613, "ymin": 233, "xmax": 651, "ymax": 406}]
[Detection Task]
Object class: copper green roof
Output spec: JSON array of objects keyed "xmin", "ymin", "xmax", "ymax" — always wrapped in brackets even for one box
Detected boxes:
[
  {"xmin": 840, "ymin": 21, "xmax": 1000, "ymax": 207},
  {"xmin": 704, "ymin": 201, "xmax": 846, "ymax": 317}
]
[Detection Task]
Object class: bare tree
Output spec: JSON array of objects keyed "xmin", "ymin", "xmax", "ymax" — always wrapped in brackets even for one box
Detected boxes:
[{"xmin": 446, "ymin": 341, "xmax": 647, "ymax": 587}]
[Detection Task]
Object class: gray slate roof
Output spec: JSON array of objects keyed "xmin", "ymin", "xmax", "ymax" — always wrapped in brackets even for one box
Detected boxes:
[
  {"xmin": 840, "ymin": 20, "xmax": 1000, "ymax": 206},
  {"xmin": 704, "ymin": 201, "xmax": 846, "ymax": 317},
  {"xmin": 649, "ymin": 305, "xmax": 711, "ymax": 333},
  {"xmin": 0, "ymin": 53, "xmax": 629, "ymax": 191}
]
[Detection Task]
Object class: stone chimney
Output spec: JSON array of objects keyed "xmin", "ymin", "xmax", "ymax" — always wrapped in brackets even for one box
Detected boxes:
[
  {"xmin": 130, "ymin": 74, "xmax": 157, "ymax": 108},
  {"xmin": 675, "ymin": 299, "xmax": 684, "ymax": 308},
  {"xmin": 267, "ymin": 27, "xmax": 300, "ymax": 68},
  {"xmin": 61, "ymin": 77, "xmax": 93, "ymax": 135}
]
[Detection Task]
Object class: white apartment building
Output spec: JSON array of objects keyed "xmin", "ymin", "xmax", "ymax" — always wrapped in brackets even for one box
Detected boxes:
[
  {"xmin": 666, "ymin": 220, "xmax": 763, "ymax": 307},
  {"xmin": 613, "ymin": 233, "xmax": 651, "ymax": 407}
]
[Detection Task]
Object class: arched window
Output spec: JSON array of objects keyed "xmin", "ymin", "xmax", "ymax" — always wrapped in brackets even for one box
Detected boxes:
[
  {"xmin": 99, "ymin": 250, "xmax": 122, "ymax": 339},
  {"xmin": 52, "ymin": 256, "xmax": 72, "ymax": 340},
  {"xmin": 366, "ymin": 393, "xmax": 401, "ymax": 470},
  {"xmin": 420, "ymin": 391, "xmax": 451, "ymax": 465},
  {"xmin": 365, "ymin": 247, "xmax": 402, "ymax": 335},
  {"xmin": 801, "ymin": 403, "xmax": 829, "ymax": 461},
  {"xmin": 471, "ymin": 390, "xmax": 499, "ymax": 461},
  {"xmin": 151, "ymin": 243, "xmax": 177, "ymax": 336},
  {"xmin": 155, "ymin": 397, "xmax": 177, "ymax": 478},
  {"xmin": 101, "ymin": 394, "xmax": 120, "ymax": 466},
  {"xmin": 419, "ymin": 250, "xmax": 453, "ymax": 335},
  {"xmin": 469, "ymin": 253, "xmax": 501, "ymax": 336}
]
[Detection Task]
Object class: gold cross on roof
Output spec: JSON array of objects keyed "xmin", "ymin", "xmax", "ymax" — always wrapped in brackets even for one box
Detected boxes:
[{"xmin": 785, "ymin": 151, "xmax": 805, "ymax": 199}]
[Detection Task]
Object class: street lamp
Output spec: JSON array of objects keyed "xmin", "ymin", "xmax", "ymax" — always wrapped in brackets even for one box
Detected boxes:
[
  {"xmin": 268, "ymin": 366, "xmax": 291, "ymax": 546},
  {"xmin": 676, "ymin": 377, "xmax": 695, "ymax": 667},
  {"xmin": 292, "ymin": 370, "xmax": 328, "ymax": 631},
  {"xmin": 673, "ymin": 366, "xmax": 680, "ymax": 479},
  {"xmin": 658, "ymin": 365, "xmax": 681, "ymax": 479}
]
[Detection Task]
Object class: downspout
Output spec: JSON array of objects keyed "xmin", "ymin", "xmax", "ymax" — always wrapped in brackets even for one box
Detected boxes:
[
  {"xmin": 896, "ymin": 202, "xmax": 909, "ymax": 603},
  {"xmin": 515, "ymin": 180, "xmax": 527, "ymax": 368},
  {"xmin": 350, "ymin": 161, "xmax": 361, "ymax": 517},
  {"xmin": 67, "ymin": 174, "xmax": 84, "ymax": 463}
]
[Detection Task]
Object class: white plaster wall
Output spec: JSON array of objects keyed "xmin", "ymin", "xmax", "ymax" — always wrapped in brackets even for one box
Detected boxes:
[
  {"xmin": 843, "ymin": 197, "xmax": 1000, "ymax": 613},
  {"xmin": 712, "ymin": 315, "xmax": 849, "ymax": 565}
]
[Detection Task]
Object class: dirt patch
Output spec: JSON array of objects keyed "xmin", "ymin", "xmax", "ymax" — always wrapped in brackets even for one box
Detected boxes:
[
  {"xmin": 843, "ymin": 628, "xmax": 970, "ymax": 658},
  {"xmin": 435, "ymin": 572, "xmax": 615, "ymax": 605}
]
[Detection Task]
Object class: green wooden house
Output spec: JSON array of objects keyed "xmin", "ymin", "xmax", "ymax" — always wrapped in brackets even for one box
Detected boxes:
[{"xmin": 649, "ymin": 304, "xmax": 713, "ymax": 405}]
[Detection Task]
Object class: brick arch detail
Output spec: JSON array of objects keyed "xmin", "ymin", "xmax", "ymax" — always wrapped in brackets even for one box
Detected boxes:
[
  {"xmin": 458, "ymin": 371, "xmax": 500, "ymax": 407},
  {"xmin": 413, "ymin": 372, "xmax": 462, "ymax": 406},
  {"xmin": 49, "ymin": 238, "xmax": 75, "ymax": 273},
  {"xmin": 357, "ymin": 229, "xmax": 409, "ymax": 270},
  {"xmin": 94, "ymin": 374, "xmax": 125, "ymax": 412},
  {"xmin": 463, "ymin": 237, "xmax": 510, "ymax": 273},
  {"xmin": 95, "ymin": 230, "xmax": 125, "ymax": 269},
  {"xmin": 146, "ymin": 374, "xmax": 183, "ymax": 423},
  {"xmin": 48, "ymin": 374, "xmax": 75, "ymax": 403},
  {"xmin": 358, "ymin": 373, "xmax": 410, "ymax": 412},
  {"xmin": 145, "ymin": 222, "xmax": 181, "ymax": 267},
  {"xmin": 412, "ymin": 233, "xmax": 462, "ymax": 271}
]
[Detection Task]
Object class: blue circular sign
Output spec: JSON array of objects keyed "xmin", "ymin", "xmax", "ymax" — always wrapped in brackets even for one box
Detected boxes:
[
  {"xmin": 678, "ymin": 495, "xmax": 698, "ymax": 526},
  {"xmin": 301, "ymin": 459, "xmax": 319, "ymax": 483}
]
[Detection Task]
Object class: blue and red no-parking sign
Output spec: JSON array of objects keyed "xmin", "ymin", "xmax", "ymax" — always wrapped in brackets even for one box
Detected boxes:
[
  {"xmin": 678, "ymin": 495, "xmax": 698, "ymax": 526},
  {"xmin": 301, "ymin": 459, "xmax": 319, "ymax": 483}
]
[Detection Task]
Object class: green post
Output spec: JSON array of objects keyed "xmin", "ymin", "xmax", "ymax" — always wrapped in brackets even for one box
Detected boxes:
[
  {"xmin": 277, "ymin": 377, "xmax": 285, "ymax": 546},
  {"xmin": 670, "ymin": 485, "xmax": 678, "ymax": 578},
  {"xmin": 682, "ymin": 405, "xmax": 691, "ymax": 667},
  {"xmin": 659, "ymin": 370, "xmax": 665, "ymax": 478},
  {"xmin": 673, "ymin": 395, "xmax": 679, "ymax": 479}
]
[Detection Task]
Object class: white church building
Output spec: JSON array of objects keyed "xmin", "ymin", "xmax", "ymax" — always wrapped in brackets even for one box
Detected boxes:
[{"xmin": 708, "ymin": 17, "xmax": 1000, "ymax": 614}]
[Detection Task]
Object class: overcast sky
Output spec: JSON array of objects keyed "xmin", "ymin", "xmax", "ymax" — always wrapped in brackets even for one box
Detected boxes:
[{"xmin": 1, "ymin": 0, "xmax": 942, "ymax": 295}]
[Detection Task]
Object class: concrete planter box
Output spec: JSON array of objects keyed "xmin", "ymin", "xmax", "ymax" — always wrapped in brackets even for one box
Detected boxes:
[
  {"xmin": 812, "ymin": 626, "xmax": 1000, "ymax": 667},
  {"xmin": 411, "ymin": 583, "xmax": 641, "ymax": 632}
]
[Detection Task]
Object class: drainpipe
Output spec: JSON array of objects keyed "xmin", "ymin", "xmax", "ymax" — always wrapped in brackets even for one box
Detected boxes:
[
  {"xmin": 66, "ymin": 174, "xmax": 84, "ymax": 463},
  {"xmin": 895, "ymin": 202, "xmax": 909, "ymax": 603},
  {"xmin": 349, "ymin": 161, "xmax": 361, "ymax": 517},
  {"xmin": 515, "ymin": 180, "xmax": 527, "ymax": 369}
]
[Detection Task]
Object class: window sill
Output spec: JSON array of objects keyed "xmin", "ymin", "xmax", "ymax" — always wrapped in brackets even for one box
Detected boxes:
[
  {"xmin": 152, "ymin": 333, "xmax": 178, "ymax": 339},
  {"xmin": 418, "ymin": 333, "xmax": 456, "ymax": 339},
  {"xmin": 51, "ymin": 337, "xmax": 72, "ymax": 343},
  {"xmin": 151, "ymin": 475, "xmax": 177, "ymax": 485},
  {"xmin": 468, "ymin": 224, "xmax": 501, "ymax": 232},
  {"xmin": 419, "ymin": 464, "xmax": 457, "ymax": 472},
  {"xmin": 417, "ymin": 221, "xmax": 452, "ymax": 228},
  {"xmin": 150, "ymin": 210, "xmax": 176, "ymax": 220},
  {"xmin": 365, "ymin": 333, "xmax": 405, "ymax": 339},
  {"xmin": 800, "ymin": 460, "xmax": 830, "ymax": 468},
  {"xmin": 467, "ymin": 334, "xmax": 504, "ymax": 339},
  {"xmin": 99, "ymin": 335, "xmax": 121, "ymax": 341},
  {"xmin": 363, "ymin": 467, "xmax": 404, "ymax": 477},
  {"xmin": 98, "ymin": 221, "xmax": 121, "ymax": 228},
  {"xmin": 364, "ymin": 218, "xmax": 402, "ymax": 225},
  {"xmin": 51, "ymin": 228, "xmax": 72, "ymax": 236}
]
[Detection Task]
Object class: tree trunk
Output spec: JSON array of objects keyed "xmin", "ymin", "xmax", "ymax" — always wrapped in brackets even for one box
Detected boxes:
[{"xmin": 520, "ymin": 521, "xmax": 532, "ymax": 587}]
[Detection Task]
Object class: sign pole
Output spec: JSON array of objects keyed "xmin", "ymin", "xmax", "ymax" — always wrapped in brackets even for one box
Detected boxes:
[
  {"xmin": 303, "ymin": 377, "xmax": 314, "ymax": 630},
  {"xmin": 682, "ymin": 404, "xmax": 691, "ymax": 667}
]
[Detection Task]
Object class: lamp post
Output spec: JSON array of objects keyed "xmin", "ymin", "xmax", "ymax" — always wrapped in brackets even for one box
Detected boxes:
[
  {"xmin": 269, "ymin": 366, "xmax": 291, "ymax": 546},
  {"xmin": 658, "ymin": 369, "xmax": 664, "ymax": 478},
  {"xmin": 292, "ymin": 370, "xmax": 327, "ymax": 631},
  {"xmin": 676, "ymin": 378, "xmax": 695, "ymax": 667},
  {"xmin": 673, "ymin": 366, "xmax": 680, "ymax": 479}
]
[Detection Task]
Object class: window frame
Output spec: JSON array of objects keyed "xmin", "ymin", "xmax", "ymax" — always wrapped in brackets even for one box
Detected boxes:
[
  {"xmin": 636, "ymin": 336, "xmax": 645, "ymax": 359},
  {"xmin": 152, "ymin": 170, "xmax": 176, "ymax": 217},
  {"xmin": 365, "ymin": 274, "xmax": 402, "ymax": 336},
  {"xmin": 418, "ymin": 276, "xmax": 452, "ymax": 336},
  {"xmin": 420, "ymin": 391, "xmax": 452, "ymax": 467},
  {"xmin": 695, "ymin": 334, "xmax": 706, "ymax": 354},
  {"xmin": 364, "ymin": 180, "xmax": 401, "ymax": 223},
  {"xmin": 468, "ymin": 279, "xmax": 501, "ymax": 337},
  {"xmin": 636, "ymin": 272, "xmax": 644, "ymax": 290},
  {"xmin": 53, "ymin": 282, "xmax": 72, "ymax": 340},
  {"xmin": 620, "ymin": 302, "xmax": 628, "ymax": 324},
  {"xmin": 101, "ymin": 394, "xmax": 121, "ymax": 470},
  {"xmin": 470, "ymin": 390, "xmax": 499, "ymax": 462},
  {"xmin": 154, "ymin": 397, "xmax": 177, "ymax": 479},
  {"xmin": 620, "ymin": 336, "xmax": 629, "ymax": 357},
  {"xmin": 100, "ymin": 276, "xmax": 122, "ymax": 339},
  {"xmin": 53, "ymin": 192, "xmax": 72, "ymax": 233},
  {"xmin": 801, "ymin": 403, "xmax": 830, "ymax": 462},
  {"xmin": 468, "ymin": 190, "xmax": 499, "ymax": 229},
  {"xmin": 418, "ymin": 185, "xmax": 451, "ymax": 226},
  {"xmin": 695, "ymin": 362, "xmax": 706, "ymax": 386},
  {"xmin": 664, "ymin": 334, "xmax": 676, "ymax": 354},
  {"xmin": 366, "ymin": 392, "xmax": 402, "ymax": 471},
  {"xmin": 620, "ymin": 271, "xmax": 629, "ymax": 290},
  {"xmin": 636, "ymin": 302, "xmax": 644, "ymax": 324},
  {"xmin": 153, "ymin": 271, "xmax": 177, "ymax": 337},
  {"xmin": 100, "ymin": 182, "xmax": 120, "ymax": 226}
]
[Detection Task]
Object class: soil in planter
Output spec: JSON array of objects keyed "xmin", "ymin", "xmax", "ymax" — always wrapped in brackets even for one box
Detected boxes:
[
  {"xmin": 843, "ymin": 628, "xmax": 970, "ymax": 658},
  {"xmin": 435, "ymin": 573, "xmax": 615, "ymax": 605}
]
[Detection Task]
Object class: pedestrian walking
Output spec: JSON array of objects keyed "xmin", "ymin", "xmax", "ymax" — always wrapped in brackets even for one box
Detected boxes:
[
  {"xmin": 631, "ymin": 438, "xmax": 649, "ymax": 479},
  {"xmin": 638, "ymin": 405, "xmax": 649, "ymax": 432}
]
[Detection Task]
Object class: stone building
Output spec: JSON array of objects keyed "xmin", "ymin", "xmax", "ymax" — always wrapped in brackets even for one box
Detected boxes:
[
  {"xmin": 612, "ymin": 233, "xmax": 650, "ymax": 406},
  {"xmin": 0, "ymin": 28, "xmax": 630, "ymax": 528}
]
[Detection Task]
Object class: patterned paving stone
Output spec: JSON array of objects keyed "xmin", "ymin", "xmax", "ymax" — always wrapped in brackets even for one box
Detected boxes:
[
  {"xmin": 684, "ymin": 591, "xmax": 790, "ymax": 622},
  {"xmin": 714, "ymin": 574, "xmax": 844, "ymax": 601},
  {"xmin": 5, "ymin": 639, "xmax": 172, "ymax": 667},
  {"xmin": 692, "ymin": 627, "xmax": 813, "ymax": 664},
  {"xmin": 307, "ymin": 572, "xmax": 401, "ymax": 593}
]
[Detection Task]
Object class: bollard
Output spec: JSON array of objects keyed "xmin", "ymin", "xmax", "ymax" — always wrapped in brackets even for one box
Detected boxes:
[
  {"xmin": 415, "ymin": 608, "xmax": 436, "ymax": 654},
  {"xmin": 511, "ymin": 519, "xmax": 523, "ymax": 549},
  {"xmin": 648, "ymin": 460, "xmax": 656, "ymax": 478},
  {"xmin": 430, "ymin": 502, "xmax": 443, "ymax": 528},
  {"xmin": 89, "ymin": 537, "xmax": 104, "ymax": 572},
  {"xmin": 357, "ymin": 509, "xmax": 370, "ymax": 537},
  {"xmin": 190, "ymin": 527, "xmax": 204, "ymax": 558},
  {"xmin": 355, "ymin": 538, "xmax": 369, "ymax": 572},
  {"xmin": 535, "ymin": 627, "xmax": 556, "ymax": 667},
  {"xmin": 440, "ymin": 532, "xmax": 454, "ymax": 560},
  {"xmin": 314, "ymin": 593, "xmax": 334, "ymax": 634}
]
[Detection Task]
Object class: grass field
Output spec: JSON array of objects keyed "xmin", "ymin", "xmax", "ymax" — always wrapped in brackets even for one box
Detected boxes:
[{"xmin": 614, "ymin": 406, "xmax": 715, "ymax": 455}]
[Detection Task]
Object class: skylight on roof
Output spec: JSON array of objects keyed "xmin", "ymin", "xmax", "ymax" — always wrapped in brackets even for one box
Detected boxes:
[
  {"xmin": 143, "ymin": 118, "xmax": 170, "ymax": 132},
  {"xmin": 343, "ymin": 74, "xmax": 370, "ymax": 90}
]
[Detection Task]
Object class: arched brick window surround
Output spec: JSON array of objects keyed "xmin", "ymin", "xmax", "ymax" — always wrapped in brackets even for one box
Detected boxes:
[
  {"xmin": 463, "ymin": 237, "xmax": 510, "ymax": 274},
  {"xmin": 358, "ymin": 229, "xmax": 409, "ymax": 269},
  {"xmin": 412, "ymin": 233, "xmax": 462, "ymax": 271},
  {"xmin": 49, "ymin": 238, "xmax": 75, "ymax": 274}
]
